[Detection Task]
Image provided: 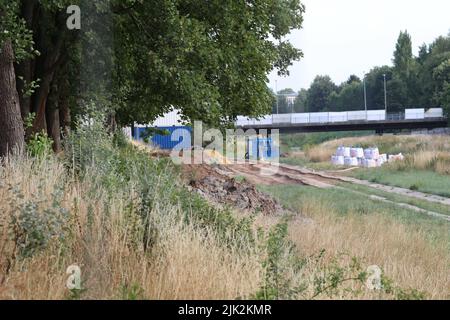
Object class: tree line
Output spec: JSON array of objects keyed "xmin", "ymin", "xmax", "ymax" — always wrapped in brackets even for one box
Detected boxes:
[
  {"xmin": 0, "ymin": 0, "xmax": 305, "ymax": 157},
  {"xmin": 275, "ymin": 31, "xmax": 450, "ymax": 115}
]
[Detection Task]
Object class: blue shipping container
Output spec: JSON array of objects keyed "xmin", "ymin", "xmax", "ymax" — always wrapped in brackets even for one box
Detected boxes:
[
  {"xmin": 134, "ymin": 126, "xmax": 192, "ymax": 150},
  {"xmin": 249, "ymin": 137, "xmax": 279, "ymax": 161}
]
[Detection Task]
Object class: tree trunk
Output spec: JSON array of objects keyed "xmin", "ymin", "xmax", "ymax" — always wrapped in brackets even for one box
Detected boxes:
[
  {"xmin": 15, "ymin": 0, "xmax": 37, "ymax": 122},
  {"xmin": 46, "ymin": 88, "xmax": 62, "ymax": 153},
  {"xmin": 31, "ymin": 24, "xmax": 65, "ymax": 134},
  {"xmin": 58, "ymin": 75, "xmax": 71, "ymax": 136},
  {"xmin": 0, "ymin": 40, "xmax": 25, "ymax": 157},
  {"xmin": 106, "ymin": 113, "xmax": 118, "ymax": 134}
]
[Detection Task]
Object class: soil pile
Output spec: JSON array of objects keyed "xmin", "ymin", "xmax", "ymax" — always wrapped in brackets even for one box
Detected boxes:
[{"xmin": 184, "ymin": 164, "xmax": 284, "ymax": 215}]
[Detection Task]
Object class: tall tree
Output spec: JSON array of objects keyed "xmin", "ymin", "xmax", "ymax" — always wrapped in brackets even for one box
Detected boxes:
[
  {"xmin": 365, "ymin": 66, "xmax": 394, "ymax": 110},
  {"xmin": 0, "ymin": 1, "xmax": 26, "ymax": 156},
  {"xmin": 3, "ymin": 0, "xmax": 305, "ymax": 150},
  {"xmin": 275, "ymin": 88, "xmax": 296, "ymax": 113},
  {"xmin": 392, "ymin": 30, "xmax": 422, "ymax": 106},
  {"xmin": 14, "ymin": 0, "xmax": 77, "ymax": 144},
  {"xmin": 393, "ymin": 31, "xmax": 414, "ymax": 79},
  {"xmin": 330, "ymin": 80, "xmax": 363, "ymax": 111},
  {"xmin": 294, "ymin": 88, "xmax": 307, "ymax": 112},
  {"xmin": 418, "ymin": 34, "xmax": 450, "ymax": 108},
  {"xmin": 113, "ymin": 0, "xmax": 305, "ymax": 126},
  {"xmin": 306, "ymin": 75, "xmax": 337, "ymax": 112},
  {"xmin": 0, "ymin": 39, "xmax": 25, "ymax": 156},
  {"xmin": 432, "ymin": 58, "xmax": 450, "ymax": 117}
]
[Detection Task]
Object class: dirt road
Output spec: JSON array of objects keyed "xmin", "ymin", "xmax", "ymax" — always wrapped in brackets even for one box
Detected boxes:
[
  {"xmin": 137, "ymin": 141, "xmax": 450, "ymax": 222},
  {"xmin": 221, "ymin": 162, "xmax": 450, "ymax": 222}
]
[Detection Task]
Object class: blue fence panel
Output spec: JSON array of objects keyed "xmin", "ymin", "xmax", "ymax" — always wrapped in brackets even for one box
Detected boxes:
[
  {"xmin": 134, "ymin": 126, "xmax": 192, "ymax": 150},
  {"xmin": 249, "ymin": 137, "xmax": 279, "ymax": 161}
]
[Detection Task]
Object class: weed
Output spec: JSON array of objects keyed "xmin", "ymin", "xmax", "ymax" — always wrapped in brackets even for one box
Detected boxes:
[{"xmin": 27, "ymin": 131, "xmax": 54, "ymax": 158}]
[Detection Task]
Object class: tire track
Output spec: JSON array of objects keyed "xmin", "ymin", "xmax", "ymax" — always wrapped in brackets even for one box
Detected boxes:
[{"xmin": 223, "ymin": 162, "xmax": 450, "ymax": 222}]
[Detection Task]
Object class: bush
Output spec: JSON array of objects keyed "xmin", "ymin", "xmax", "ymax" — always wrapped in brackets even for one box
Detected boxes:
[
  {"xmin": 27, "ymin": 131, "xmax": 54, "ymax": 158},
  {"xmin": 7, "ymin": 180, "xmax": 69, "ymax": 259}
]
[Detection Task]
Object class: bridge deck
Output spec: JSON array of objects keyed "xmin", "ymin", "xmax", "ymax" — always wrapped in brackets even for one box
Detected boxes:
[{"xmin": 237, "ymin": 118, "xmax": 448, "ymax": 134}]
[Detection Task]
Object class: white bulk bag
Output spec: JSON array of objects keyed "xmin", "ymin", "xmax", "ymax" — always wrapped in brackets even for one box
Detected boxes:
[
  {"xmin": 336, "ymin": 147, "xmax": 345, "ymax": 157},
  {"xmin": 335, "ymin": 156, "xmax": 345, "ymax": 165},
  {"xmin": 343, "ymin": 147, "xmax": 351, "ymax": 157},
  {"xmin": 344, "ymin": 157, "xmax": 352, "ymax": 166},
  {"xmin": 364, "ymin": 148, "xmax": 380, "ymax": 160},
  {"xmin": 351, "ymin": 147, "xmax": 364, "ymax": 158},
  {"xmin": 363, "ymin": 159, "xmax": 377, "ymax": 168},
  {"xmin": 376, "ymin": 158, "xmax": 385, "ymax": 167}
]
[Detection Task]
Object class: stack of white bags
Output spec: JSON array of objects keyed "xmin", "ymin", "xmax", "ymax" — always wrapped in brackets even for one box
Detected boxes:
[{"xmin": 331, "ymin": 146, "xmax": 392, "ymax": 168}]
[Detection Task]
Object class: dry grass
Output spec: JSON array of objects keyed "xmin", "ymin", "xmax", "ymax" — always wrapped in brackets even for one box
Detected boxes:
[
  {"xmin": 1, "ymin": 138, "xmax": 448, "ymax": 300},
  {"xmin": 0, "ymin": 156, "xmax": 262, "ymax": 300},
  {"xmin": 305, "ymin": 134, "xmax": 450, "ymax": 175},
  {"xmin": 146, "ymin": 221, "xmax": 262, "ymax": 299},
  {"xmin": 288, "ymin": 198, "xmax": 450, "ymax": 299}
]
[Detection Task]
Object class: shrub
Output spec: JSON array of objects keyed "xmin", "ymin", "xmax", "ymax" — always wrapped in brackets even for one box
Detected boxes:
[
  {"xmin": 27, "ymin": 131, "xmax": 54, "ymax": 158},
  {"xmin": 7, "ymin": 182, "xmax": 69, "ymax": 259}
]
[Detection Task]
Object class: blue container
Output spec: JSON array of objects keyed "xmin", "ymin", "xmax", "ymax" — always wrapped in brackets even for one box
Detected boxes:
[
  {"xmin": 249, "ymin": 137, "xmax": 279, "ymax": 161},
  {"xmin": 134, "ymin": 126, "xmax": 192, "ymax": 150}
]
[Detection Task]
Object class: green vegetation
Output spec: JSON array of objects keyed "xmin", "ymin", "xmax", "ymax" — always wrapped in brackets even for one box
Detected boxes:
[
  {"xmin": 260, "ymin": 185, "xmax": 445, "ymax": 226},
  {"xmin": 2, "ymin": 121, "xmax": 438, "ymax": 299},
  {"xmin": 279, "ymin": 30, "xmax": 450, "ymax": 116},
  {"xmin": 1, "ymin": 0, "xmax": 449, "ymax": 302},
  {"xmin": 349, "ymin": 168, "xmax": 450, "ymax": 198},
  {"xmin": 0, "ymin": 0, "xmax": 306, "ymax": 156},
  {"xmin": 341, "ymin": 182, "xmax": 450, "ymax": 217},
  {"xmin": 1, "ymin": 123, "xmax": 260, "ymax": 299},
  {"xmin": 281, "ymin": 131, "xmax": 373, "ymax": 151},
  {"xmin": 280, "ymin": 156, "xmax": 336, "ymax": 171},
  {"xmin": 258, "ymin": 183, "xmax": 449, "ymax": 298},
  {"xmin": 282, "ymin": 134, "xmax": 450, "ymax": 199}
]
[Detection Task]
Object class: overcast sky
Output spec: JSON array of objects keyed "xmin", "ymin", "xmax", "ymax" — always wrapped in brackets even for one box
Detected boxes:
[{"xmin": 268, "ymin": 0, "xmax": 450, "ymax": 92}]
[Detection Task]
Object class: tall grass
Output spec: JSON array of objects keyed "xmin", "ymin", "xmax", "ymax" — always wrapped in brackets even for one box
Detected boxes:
[
  {"xmin": 304, "ymin": 134, "xmax": 450, "ymax": 175},
  {"xmin": 261, "ymin": 185, "xmax": 450, "ymax": 299},
  {"xmin": 0, "ymin": 124, "xmax": 441, "ymax": 300},
  {"xmin": 0, "ymin": 124, "xmax": 262, "ymax": 300},
  {"xmin": 289, "ymin": 202, "xmax": 449, "ymax": 299}
]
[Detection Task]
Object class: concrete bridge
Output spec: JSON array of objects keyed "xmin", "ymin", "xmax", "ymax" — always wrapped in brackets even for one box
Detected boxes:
[{"xmin": 236, "ymin": 108, "xmax": 448, "ymax": 134}]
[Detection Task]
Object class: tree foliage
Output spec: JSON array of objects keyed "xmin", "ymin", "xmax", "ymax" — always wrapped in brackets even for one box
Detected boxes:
[
  {"xmin": 0, "ymin": 0, "xmax": 305, "ymax": 154},
  {"xmin": 306, "ymin": 75, "xmax": 336, "ymax": 112},
  {"xmin": 283, "ymin": 30, "xmax": 450, "ymax": 116},
  {"xmin": 112, "ymin": 0, "xmax": 305, "ymax": 126}
]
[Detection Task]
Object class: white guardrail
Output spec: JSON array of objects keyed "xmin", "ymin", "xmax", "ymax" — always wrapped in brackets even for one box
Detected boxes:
[{"xmin": 236, "ymin": 108, "xmax": 444, "ymax": 127}]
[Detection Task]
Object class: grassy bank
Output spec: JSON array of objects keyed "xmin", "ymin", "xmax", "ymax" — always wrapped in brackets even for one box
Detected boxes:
[
  {"xmin": 341, "ymin": 182, "xmax": 450, "ymax": 217},
  {"xmin": 282, "ymin": 134, "xmax": 450, "ymax": 197},
  {"xmin": 0, "ymin": 124, "xmax": 262, "ymax": 299},
  {"xmin": 0, "ymin": 123, "xmax": 434, "ymax": 300},
  {"xmin": 260, "ymin": 184, "xmax": 450, "ymax": 299},
  {"xmin": 350, "ymin": 168, "xmax": 450, "ymax": 198},
  {"xmin": 281, "ymin": 131, "xmax": 373, "ymax": 153}
]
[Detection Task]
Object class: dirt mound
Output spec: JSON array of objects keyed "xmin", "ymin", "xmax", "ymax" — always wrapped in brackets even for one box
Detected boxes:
[{"xmin": 184, "ymin": 164, "xmax": 284, "ymax": 215}]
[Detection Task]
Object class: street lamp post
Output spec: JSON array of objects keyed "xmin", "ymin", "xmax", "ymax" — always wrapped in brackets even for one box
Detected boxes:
[
  {"xmin": 363, "ymin": 72, "xmax": 368, "ymax": 120},
  {"xmin": 275, "ymin": 80, "xmax": 279, "ymax": 114},
  {"xmin": 383, "ymin": 74, "xmax": 388, "ymax": 113}
]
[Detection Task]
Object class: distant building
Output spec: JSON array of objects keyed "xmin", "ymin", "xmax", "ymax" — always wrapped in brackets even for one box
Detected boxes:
[{"xmin": 278, "ymin": 92, "xmax": 298, "ymax": 106}]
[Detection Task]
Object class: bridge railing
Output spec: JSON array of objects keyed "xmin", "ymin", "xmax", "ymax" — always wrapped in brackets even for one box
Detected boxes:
[{"xmin": 236, "ymin": 108, "xmax": 445, "ymax": 127}]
